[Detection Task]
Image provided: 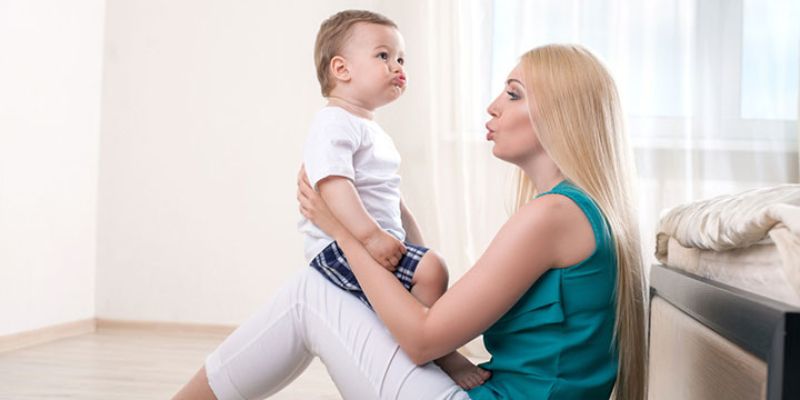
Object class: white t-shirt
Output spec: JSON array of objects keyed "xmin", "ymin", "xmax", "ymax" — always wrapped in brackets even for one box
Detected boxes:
[{"xmin": 298, "ymin": 106, "xmax": 406, "ymax": 263}]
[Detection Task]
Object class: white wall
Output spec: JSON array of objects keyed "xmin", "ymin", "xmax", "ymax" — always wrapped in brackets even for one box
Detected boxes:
[
  {"xmin": 0, "ymin": 0, "xmax": 441, "ymax": 330},
  {"xmin": 0, "ymin": 0, "xmax": 105, "ymax": 335},
  {"xmin": 95, "ymin": 0, "xmax": 429, "ymax": 325}
]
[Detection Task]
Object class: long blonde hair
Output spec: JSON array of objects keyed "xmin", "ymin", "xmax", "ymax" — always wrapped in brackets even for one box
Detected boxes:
[{"xmin": 514, "ymin": 44, "xmax": 647, "ymax": 399}]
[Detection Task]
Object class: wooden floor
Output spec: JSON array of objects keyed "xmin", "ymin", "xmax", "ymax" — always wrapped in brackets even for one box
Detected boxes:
[{"xmin": 0, "ymin": 328, "xmax": 340, "ymax": 399}]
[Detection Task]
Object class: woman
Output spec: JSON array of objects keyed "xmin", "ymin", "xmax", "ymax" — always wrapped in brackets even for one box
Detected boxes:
[{"xmin": 174, "ymin": 44, "xmax": 647, "ymax": 400}]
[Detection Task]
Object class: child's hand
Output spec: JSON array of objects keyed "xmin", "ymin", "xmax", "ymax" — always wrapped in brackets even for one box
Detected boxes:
[{"xmin": 362, "ymin": 229, "xmax": 407, "ymax": 271}]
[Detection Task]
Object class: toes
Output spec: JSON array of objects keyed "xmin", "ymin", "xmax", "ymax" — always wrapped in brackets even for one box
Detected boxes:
[
  {"xmin": 455, "ymin": 369, "xmax": 492, "ymax": 390},
  {"xmin": 469, "ymin": 375, "xmax": 481, "ymax": 388}
]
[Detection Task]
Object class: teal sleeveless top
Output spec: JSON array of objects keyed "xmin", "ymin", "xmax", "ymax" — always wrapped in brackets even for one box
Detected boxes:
[{"xmin": 467, "ymin": 180, "xmax": 618, "ymax": 399}]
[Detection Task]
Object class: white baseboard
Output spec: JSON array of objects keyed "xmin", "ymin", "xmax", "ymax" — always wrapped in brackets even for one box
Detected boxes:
[
  {"xmin": 95, "ymin": 318, "xmax": 236, "ymax": 335},
  {"xmin": 0, "ymin": 318, "xmax": 236, "ymax": 353},
  {"xmin": 0, "ymin": 319, "xmax": 96, "ymax": 353}
]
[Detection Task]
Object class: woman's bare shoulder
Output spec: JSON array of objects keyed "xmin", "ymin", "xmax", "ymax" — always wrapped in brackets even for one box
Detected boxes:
[{"xmin": 516, "ymin": 193, "xmax": 595, "ymax": 268}]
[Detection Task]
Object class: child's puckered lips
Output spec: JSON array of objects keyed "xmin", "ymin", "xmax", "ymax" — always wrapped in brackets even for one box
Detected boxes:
[{"xmin": 392, "ymin": 74, "xmax": 407, "ymax": 88}]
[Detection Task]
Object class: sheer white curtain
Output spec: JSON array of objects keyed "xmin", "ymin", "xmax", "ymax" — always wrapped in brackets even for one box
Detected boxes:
[
  {"xmin": 420, "ymin": 0, "xmax": 515, "ymax": 281},
  {"xmin": 423, "ymin": 0, "xmax": 799, "ymax": 279}
]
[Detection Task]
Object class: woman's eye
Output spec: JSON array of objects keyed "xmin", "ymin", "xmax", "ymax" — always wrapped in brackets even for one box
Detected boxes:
[
  {"xmin": 507, "ymin": 91, "xmax": 520, "ymax": 100},
  {"xmin": 378, "ymin": 52, "xmax": 389, "ymax": 60}
]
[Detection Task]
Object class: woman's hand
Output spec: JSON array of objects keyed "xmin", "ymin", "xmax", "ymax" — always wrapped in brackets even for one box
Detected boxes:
[{"xmin": 297, "ymin": 165, "xmax": 346, "ymax": 239}]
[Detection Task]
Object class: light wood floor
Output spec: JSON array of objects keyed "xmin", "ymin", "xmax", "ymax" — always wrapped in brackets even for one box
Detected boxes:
[{"xmin": 0, "ymin": 328, "xmax": 340, "ymax": 399}]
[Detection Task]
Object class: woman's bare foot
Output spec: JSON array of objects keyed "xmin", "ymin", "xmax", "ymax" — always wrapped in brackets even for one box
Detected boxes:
[{"xmin": 435, "ymin": 351, "xmax": 492, "ymax": 390}]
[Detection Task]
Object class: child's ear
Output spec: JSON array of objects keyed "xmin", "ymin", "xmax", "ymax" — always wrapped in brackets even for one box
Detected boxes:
[{"xmin": 330, "ymin": 56, "xmax": 350, "ymax": 82}]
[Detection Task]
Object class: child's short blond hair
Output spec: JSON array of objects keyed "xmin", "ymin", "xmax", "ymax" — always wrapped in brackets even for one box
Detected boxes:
[{"xmin": 314, "ymin": 10, "xmax": 398, "ymax": 97}]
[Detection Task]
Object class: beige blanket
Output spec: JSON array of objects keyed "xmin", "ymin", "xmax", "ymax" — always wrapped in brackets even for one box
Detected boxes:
[{"xmin": 655, "ymin": 184, "xmax": 800, "ymax": 299}]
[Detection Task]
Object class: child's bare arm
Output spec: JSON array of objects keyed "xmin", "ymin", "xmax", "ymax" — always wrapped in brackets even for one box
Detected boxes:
[
  {"xmin": 400, "ymin": 199, "xmax": 425, "ymax": 246},
  {"xmin": 317, "ymin": 176, "xmax": 406, "ymax": 270}
]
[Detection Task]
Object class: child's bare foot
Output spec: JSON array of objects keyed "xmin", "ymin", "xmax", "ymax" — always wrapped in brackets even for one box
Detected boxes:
[{"xmin": 435, "ymin": 351, "xmax": 492, "ymax": 390}]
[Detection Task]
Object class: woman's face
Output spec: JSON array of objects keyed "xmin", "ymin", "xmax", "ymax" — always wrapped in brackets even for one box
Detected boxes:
[{"xmin": 485, "ymin": 64, "xmax": 541, "ymax": 164}]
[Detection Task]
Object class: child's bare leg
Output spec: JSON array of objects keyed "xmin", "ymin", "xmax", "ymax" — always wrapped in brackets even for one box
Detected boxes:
[
  {"xmin": 410, "ymin": 251, "xmax": 492, "ymax": 390},
  {"xmin": 409, "ymin": 251, "xmax": 449, "ymax": 306}
]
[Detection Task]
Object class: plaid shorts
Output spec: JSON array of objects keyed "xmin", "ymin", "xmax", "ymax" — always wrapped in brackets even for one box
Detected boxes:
[{"xmin": 309, "ymin": 240, "xmax": 429, "ymax": 308}]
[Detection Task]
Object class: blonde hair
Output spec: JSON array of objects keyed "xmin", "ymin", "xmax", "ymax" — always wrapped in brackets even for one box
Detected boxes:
[
  {"xmin": 314, "ymin": 10, "xmax": 397, "ymax": 97},
  {"xmin": 515, "ymin": 44, "xmax": 647, "ymax": 399}
]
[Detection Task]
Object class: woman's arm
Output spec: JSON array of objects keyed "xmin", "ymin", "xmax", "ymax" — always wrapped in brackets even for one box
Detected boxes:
[
  {"xmin": 335, "ymin": 202, "xmax": 564, "ymax": 363},
  {"xmin": 298, "ymin": 169, "xmax": 587, "ymax": 364}
]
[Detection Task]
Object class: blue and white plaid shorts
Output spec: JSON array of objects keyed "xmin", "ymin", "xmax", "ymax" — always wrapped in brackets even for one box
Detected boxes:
[{"xmin": 309, "ymin": 240, "xmax": 429, "ymax": 308}]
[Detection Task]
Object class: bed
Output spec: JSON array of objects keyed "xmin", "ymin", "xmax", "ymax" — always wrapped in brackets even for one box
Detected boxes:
[{"xmin": 648, "ymin": 184, "xmax": 800, "ymax": 400}]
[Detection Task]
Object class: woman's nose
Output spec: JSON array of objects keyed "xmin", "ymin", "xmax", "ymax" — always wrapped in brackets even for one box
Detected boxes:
[{"xmin": 487, "ymin": 98, "xmax": 500, "ymax": 117}]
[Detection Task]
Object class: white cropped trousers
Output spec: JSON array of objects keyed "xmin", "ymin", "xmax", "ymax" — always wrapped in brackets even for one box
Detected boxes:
[{"xmin": 205, "ymin": 268, "xmax": 470, "ymax": 400}]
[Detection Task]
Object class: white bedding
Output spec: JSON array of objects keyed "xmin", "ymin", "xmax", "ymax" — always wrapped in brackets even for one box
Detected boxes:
[
  {"xmin": 655, "ymin": 184, "xmax": 800, "ymax": 305},
  {"xmin": 664, "ymin": 237, "xmax": 800, "ymax": 306}
]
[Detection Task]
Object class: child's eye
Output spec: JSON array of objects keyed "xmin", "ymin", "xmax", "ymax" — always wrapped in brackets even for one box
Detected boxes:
[
  {"xmin": 378, "ymin": 52, "xmax": 389, "ymax": 60},
  {"xmin": 397, "ymin": 57, "xmax": 405, "ymax": 65},
  {"xmin": 507, "ymin": 91, "xmax": 520, "ymax": 100}
]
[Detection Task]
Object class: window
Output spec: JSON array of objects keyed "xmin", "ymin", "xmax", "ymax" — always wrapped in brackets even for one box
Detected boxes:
[
  {"xmin": 486, "ymin": 0, "xmax": 799, "ymax": 146},
  {"xmin": 741, "ymin": 0, "xmax": 799, "ymax": 120}
]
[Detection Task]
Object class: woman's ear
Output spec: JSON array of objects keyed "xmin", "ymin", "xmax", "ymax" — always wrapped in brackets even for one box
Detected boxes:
[{"xmin": 330, "ymin": 56, "xmax": 350, "ymax": 83}]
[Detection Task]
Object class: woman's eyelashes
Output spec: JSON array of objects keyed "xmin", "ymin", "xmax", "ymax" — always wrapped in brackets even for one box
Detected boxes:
[{"xmin": 506, "ymin": 90, "xmax": 520, "ymax": 100}]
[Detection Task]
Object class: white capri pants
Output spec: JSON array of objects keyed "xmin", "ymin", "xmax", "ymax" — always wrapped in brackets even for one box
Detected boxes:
[{"xmin": 205, "ymin": 268, "xmax": 471, "ymax": 400}]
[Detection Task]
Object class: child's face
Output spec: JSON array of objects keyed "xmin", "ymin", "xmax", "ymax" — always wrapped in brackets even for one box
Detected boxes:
[{"xmin": 339, "ymin": 23, "xmax": 407, "ymax": 109}]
